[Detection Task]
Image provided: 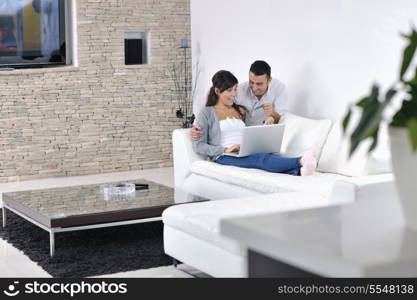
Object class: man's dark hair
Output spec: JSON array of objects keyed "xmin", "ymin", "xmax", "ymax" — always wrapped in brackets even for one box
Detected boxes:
[{"xmin": 249, "ymin": 60, "xmax": 271, "ymax": 78}]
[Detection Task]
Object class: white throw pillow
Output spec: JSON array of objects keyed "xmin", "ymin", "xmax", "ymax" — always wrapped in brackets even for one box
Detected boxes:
[
  {"xmin": 317, "ymin": 122, "xmax": 391, "ymax": 176},
  {"xmin": 278, "ymin": 112, "xmax": 332, "ymax": 160}
]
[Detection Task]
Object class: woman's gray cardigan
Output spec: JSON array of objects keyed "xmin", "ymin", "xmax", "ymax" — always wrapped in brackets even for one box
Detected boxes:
[{"xmin": 192, "ymin": 106, "xmax": 225, "ymax": 160}]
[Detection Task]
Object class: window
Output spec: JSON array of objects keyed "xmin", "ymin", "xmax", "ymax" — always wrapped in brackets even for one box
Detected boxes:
[
  {"xmin": 124, "ymin": 31, "xmax": 149, "ymax": 65},
  {"xmin": 0, "ymin": 0, "xmax": 75, "ymax": 69}
]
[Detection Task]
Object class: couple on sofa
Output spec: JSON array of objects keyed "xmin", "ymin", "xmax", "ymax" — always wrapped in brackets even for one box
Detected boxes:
[{"xmin": 190, "ymin": 61, "xmax": 317, "ymax": 176}]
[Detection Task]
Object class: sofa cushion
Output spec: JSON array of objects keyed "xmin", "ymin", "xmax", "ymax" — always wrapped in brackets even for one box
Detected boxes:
[
  {"xmin": 162, "ymin": 192, "xmax": 329, "ymax": 256},
  {"xmin": 191, "ymin": 160, "xmax": 347, "ymax": 197},
  {"xmin": 278, "ymin": 112, "xmax": 332, "ymax": 160},
  {"xmin": 318, "ymin": 122, "xmax": 392, "ymax": 176}
]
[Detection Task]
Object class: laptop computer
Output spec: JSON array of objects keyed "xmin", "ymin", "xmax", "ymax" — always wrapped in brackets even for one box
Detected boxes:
[{"xmin": 223, "ymin": 124, "xmax": 285, "ymax": 157}]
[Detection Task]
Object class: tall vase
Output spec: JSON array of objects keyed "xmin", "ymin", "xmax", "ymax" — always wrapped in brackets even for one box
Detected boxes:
[{"xmin": 389, "ymin": 126, "xmax": 417, "ymax": 230}]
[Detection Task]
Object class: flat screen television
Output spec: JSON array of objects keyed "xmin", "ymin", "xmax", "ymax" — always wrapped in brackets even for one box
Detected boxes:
[{"xmin": 0, "ymin": 0, "xmax": 66, "ymax": 69}]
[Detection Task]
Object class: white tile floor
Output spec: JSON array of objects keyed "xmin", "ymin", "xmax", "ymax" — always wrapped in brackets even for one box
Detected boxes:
[{"xmin": 0, "ymin": 167, "xmax": 192, "ymax": 278}]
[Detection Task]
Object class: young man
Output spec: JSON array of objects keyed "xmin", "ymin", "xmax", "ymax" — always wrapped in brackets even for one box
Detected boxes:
[
  {"xmin": 190, "ymin": 60, "xmax": 288, "ymax": 139},
  {"xmin": 237, "ymin": 60, "xmax": 287, "ymax": 126}
]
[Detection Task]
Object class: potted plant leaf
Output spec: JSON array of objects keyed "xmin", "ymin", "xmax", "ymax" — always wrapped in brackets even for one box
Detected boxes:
[{"xmin": 343, "ymin": 27, "xmax": 417, "ymax": 230}]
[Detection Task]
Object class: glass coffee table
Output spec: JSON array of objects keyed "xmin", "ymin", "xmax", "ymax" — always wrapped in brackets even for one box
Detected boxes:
[{"xmin": 2, "ymin": 180, "xmax": 208, "ymax": 257}]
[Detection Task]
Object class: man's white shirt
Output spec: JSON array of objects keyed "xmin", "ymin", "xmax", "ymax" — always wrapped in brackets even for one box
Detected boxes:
[{"xmin": 236, "ymin": 78, "xmax": 288, "ymax": 126}]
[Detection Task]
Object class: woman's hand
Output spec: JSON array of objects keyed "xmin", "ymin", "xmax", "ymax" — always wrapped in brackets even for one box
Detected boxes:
[{"xmin": 225, "ymin": 144, "xmax": 240, "ymax": 153}]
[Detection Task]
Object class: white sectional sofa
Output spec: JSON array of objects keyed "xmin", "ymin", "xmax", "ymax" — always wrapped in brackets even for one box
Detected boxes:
[{"xmin": 162, "ymin": 113, "xmax": 396, "ymax": 277}]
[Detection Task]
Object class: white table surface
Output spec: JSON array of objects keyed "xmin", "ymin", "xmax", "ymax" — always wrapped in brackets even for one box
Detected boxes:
[{"xmin": 220, "ymin": 194, "xmax": 417, "ymax": 277}]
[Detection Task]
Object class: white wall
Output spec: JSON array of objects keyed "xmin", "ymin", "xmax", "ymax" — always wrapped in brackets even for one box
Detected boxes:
[{"xmin": 191, "ymin": 0, "xmax": 417, "ymax": 120}]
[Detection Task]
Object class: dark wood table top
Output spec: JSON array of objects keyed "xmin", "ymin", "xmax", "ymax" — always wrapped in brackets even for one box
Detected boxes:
[{"xmin": 3, "ymin": 180, "xmax": 207, "ymax": 228}]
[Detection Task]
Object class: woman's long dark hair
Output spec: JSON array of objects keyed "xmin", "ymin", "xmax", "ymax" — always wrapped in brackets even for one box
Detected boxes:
[{"xmin": 206, "ymin": 70, "xmax": 246, "ymax": 118}]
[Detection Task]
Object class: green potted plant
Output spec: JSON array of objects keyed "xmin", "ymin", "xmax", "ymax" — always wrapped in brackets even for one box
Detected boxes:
[{"xmin": 343, "ymin": 27, "xmax": 417, "ymax": 229}]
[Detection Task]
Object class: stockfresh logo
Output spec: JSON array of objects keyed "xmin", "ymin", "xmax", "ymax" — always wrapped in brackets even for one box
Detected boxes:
[{"xmin": 3, "ymin": 281, "xmax": 20, "ymax": 297}]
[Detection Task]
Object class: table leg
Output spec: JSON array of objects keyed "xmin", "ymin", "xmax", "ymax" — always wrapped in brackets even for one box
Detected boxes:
[
  {"xmin": 2, "ymin": 207, "xmax": 6, "ymax": 228},
  {"xmin": 50, "ymin": 231, "xmax": 55, "ymax": 257}
]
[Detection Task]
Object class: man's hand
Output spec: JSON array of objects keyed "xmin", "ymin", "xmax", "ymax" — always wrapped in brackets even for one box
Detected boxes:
[
  {"xmin": 189, "ymin": 125, "xmax": 203, "ymax": 141},
  {"xmin": 262, "ymin": 103, "xmax": 274, "ymax": 115},
  {"xmin": 225, "ymin": 144, "xmax": 240, "ymax": 153},
  {"xmin": 262, "ymin": 103, "xmax": 280, "ymax": 124},
  {"xmin": 263, "ymin": 116, "xmax": 275, "ymax": 125}
]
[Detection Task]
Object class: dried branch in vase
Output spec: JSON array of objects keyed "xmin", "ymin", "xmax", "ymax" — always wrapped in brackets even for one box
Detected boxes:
[{"xmin": 170, "ymin": 45, "xmax": 200, "ymax": 128}]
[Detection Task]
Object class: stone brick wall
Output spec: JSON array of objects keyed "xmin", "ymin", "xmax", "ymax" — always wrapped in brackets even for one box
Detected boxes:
[{"xmin": 0, "ymin": 0, "xmax": 190, "ymax": 182}]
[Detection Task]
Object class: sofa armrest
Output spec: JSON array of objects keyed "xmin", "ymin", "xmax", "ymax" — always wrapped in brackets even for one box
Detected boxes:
[
  {"xmin": 172, "ymin": 129, "xmax": 206, "ymax": 188},
  {"xmin": 329, "ymin": 173, "xmax": 395, "ymax": 205}
]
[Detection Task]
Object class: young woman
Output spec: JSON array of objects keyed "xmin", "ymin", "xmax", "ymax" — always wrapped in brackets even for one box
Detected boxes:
[{"xmin": 192, "ymin": 70, "xmax": 316, "ymax": 176}]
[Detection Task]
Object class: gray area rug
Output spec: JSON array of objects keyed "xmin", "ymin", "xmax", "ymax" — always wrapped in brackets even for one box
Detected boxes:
[{"xmin": 0, "ymin": 210, "xmax": 172, "ymax": 277}]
